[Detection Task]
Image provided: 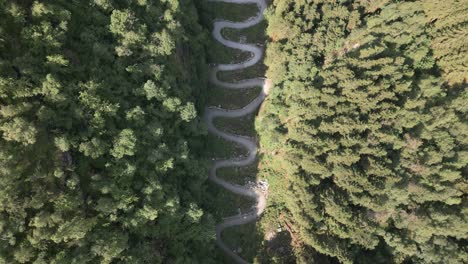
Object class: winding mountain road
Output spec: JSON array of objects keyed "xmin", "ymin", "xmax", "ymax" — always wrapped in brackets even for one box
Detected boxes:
[{"xmin": 204, "ymin": 0, "xmax": 269, "ymax": 263}]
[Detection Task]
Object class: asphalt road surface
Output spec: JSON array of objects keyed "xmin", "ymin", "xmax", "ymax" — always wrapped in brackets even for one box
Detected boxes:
[{"xmin": 204, "ymin": 0, "xmax": 269, "ymax": 263}]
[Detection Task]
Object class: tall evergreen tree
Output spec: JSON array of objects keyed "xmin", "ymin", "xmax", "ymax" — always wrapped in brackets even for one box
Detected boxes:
[
  {"xmin": 259, "ymin": 0, "xmax": 467, "ymax": 263},
  {"xmin": 0, "ymin": 0, "xmax": 214, "ymax": 263}
]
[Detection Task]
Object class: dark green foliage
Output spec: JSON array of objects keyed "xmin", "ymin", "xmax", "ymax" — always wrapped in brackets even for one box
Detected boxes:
[
  {"xmin": 0, "ymin": 0, "xmax": 214, "ymax": 263},
  {"xmin": 260, "ymin": 0, "xmax": 467, "ymax": 263}
]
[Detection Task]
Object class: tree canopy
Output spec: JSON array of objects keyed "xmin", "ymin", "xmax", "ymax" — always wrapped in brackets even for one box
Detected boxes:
[
  {"xmin": 259, "ymin": 0, "xmax": 467, "ymax": 263},
  {"xmin": 1, "ymin": 0, "xmax": 466, "ymax": 263},
  {"xmin": 0, "ymin": 0, "xmax": 214, "ymax": 263}
]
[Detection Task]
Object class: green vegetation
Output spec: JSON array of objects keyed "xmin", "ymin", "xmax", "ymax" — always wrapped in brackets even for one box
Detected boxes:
[
  {"xmin": 217, "ymin": 163, "xmax": 258, "ymax": 185},
  {"xmin": 197, "ymin": 1, "xmax": 258, "ymax": 24},
  {"xmin": 214, "ymin": 114, "xmax": 257, "ymax": 137},
  {"xmin": 259, "ymin": 0, "xmax": 467, "ymax": 263},
  {"xmin": 206, "ymin": 86, "xmax": 262, "ymax": 110},
  {"xmin": 205, "ymin": 134, "xmax": 248, "ymax": 159},
  {"xmin": 423, "ymin": 0, "xmax": 468, "ymax": 85},
  {"xmin": 1, "ymin": 0, "xmax": 466, "ymax": 263},
  {"xmin": 222, "ymin": 223, "xmax": 264, "ymax": 262},
  {"xmin": 0, "ymin": 0, "xmax": 216, "ymax": 263}
]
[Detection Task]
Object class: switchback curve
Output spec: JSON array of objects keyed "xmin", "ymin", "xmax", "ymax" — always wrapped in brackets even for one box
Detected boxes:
[{"xmin": 203, "ymin": 0, "xmax": 269, "ymax": 263}]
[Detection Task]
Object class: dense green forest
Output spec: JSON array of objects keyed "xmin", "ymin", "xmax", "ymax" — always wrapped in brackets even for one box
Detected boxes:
[
  {"xmin": 1, "ymin": 0, "xmax": 467, "ymax": 263},
  {"xmin": 258, "ymin": 0, "xmax": 467, "ymax": 263},
  {"xmin": 0, "ymin": 0, "xmax": 215, "ymax": 263}
]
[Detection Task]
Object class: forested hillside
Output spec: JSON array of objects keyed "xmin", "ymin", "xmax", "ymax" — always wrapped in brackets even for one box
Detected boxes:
[
  {"xmin": 259, "ymin": 0, "xmax": 467, "ymax": 263},
  {"xmin": 0, "ymin": 0, "xmax": 214, "ymax": 263}
]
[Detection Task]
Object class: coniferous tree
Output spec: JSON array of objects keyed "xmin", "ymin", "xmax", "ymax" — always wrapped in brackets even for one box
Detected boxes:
[
  {"xmin": 0, "ymin": 0, "xmax": 214, "ymax": 263},
  {"xmin": 259, "ymin": 1, "xmax": 467, "ymax": 263}
]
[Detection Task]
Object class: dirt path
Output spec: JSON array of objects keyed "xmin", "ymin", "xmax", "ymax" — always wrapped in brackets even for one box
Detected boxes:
[{"xmin": 203, "ymin": 0, "xmax": 268, "ymax": 263}]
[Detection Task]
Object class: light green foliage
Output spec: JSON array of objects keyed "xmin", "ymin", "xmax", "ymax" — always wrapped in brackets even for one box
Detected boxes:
[
  {"xmin": 0, "ymin": 117, "xmax": 37, "ymax": 145},
  {"xmin": 111, "ymin": 129, "xmax": 137, "ymax": 159},
  {"xmin": 180, "ymin": 102, "xmax": 197, "ymax": 121},
  {"xmin": 91, "ymin": 231, "xmax": 128, "ymax": 264}
]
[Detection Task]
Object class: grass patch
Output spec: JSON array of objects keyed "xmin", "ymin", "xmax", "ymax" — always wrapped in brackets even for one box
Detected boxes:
[
  {"xmin": 217, "ymin": 62, "xmax": 267, "ymax": 82},
  {"xmin": 213, "ymin": 114, "xmax": 257, "ymax": 137},
  {"xmin": 223, "ymin": 20, "xmax": 268, "ymax": 44},
  {"xmin": 221, "ymin": 222, "xmax": 264, "ymax": 263},
  {"xmin": 207, "ymin": 39, "xmax": 251, "ymax": 64},
  {"xmin": 205, "ymin": 133, "xmax": 248, "ymax": 160},
  {"xmin": 217, "ymin": 162, "xmax": 258, "ymax": 185},
  {"xmin": 205, "ymin": 181, "xmax": 257, "ymax": 218},
  {"xmin": 206, "ymin": 86, "xmax": 262, "ymax": 109}
]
